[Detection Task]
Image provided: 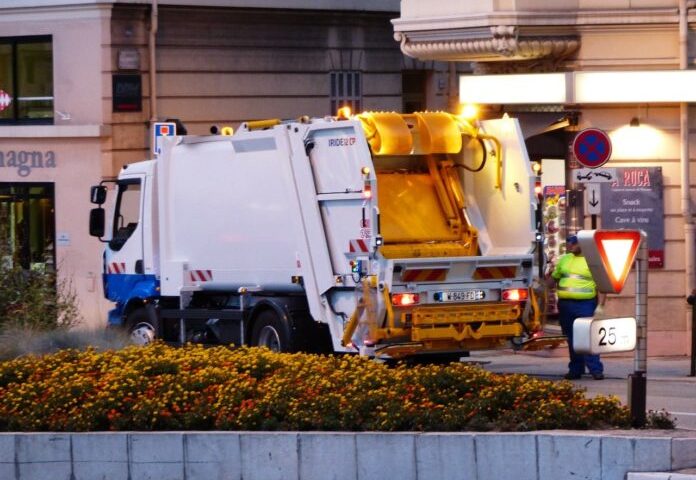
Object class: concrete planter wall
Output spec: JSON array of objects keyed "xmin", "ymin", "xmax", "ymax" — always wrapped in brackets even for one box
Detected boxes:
[{"xmin": 1, "ymin": 431, "xmax": 695, "ymax": 480}]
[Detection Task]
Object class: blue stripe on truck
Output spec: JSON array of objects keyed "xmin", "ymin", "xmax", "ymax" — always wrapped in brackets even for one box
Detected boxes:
[{"xmin": 104, "ymin": 273, "xmax": 159, "ymax": 326}]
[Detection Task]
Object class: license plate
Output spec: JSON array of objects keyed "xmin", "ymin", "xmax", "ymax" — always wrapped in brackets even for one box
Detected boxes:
[{"xmin": 437, "ymin": 289, "xmax": 486, "ymax": 302}]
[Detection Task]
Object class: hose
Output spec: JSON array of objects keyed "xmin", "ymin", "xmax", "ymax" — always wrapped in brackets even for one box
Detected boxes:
[
  {"xmin": 450, "ymin": 137, "xmax": 488, "ymax": 173},
  {"xmin": 448, "ymin": 114, "xmax": 504, "ymax": 188}
]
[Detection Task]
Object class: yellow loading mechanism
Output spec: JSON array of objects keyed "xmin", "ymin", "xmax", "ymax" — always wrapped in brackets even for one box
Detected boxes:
[
  {"xmin": 355, "ymin": 111, "xmax": 503, "ymax": 260},
  {"xmin": 342, "ymin": 112, "xmax": 536, "ymax": 358}
]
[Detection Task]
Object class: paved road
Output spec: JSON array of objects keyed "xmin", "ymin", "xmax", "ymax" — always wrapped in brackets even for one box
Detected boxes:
[{"xmin": 467, "ymin": 348, "xmax": 696, "ymax": 430}]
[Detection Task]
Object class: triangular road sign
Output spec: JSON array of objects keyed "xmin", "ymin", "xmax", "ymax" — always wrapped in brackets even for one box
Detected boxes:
[{"xmin": 577, "ymin": 230, "xmax": 643, "ymax": 293}]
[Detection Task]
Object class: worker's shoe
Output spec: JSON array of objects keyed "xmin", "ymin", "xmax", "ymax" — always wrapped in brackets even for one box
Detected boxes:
[
  {"xmin": 591, "ymin": 373, "xmax": 605, "ymax": 380},
  {"xmin": 563, "ymin": 372, "xmax": 582, "ymax": 380}
]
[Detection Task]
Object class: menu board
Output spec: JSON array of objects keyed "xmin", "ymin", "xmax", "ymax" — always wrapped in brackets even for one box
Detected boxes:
[{"xmin": 600, "ymin": 167, "xmax": 664, "ymax": 268}]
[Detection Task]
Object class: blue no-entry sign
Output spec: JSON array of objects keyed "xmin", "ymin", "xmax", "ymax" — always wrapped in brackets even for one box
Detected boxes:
[{"xmin": 572, "ymin": 128, "xmax": 612, "ymax": 168}]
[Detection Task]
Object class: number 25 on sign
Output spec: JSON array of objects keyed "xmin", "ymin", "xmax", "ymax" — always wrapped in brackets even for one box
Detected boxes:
[{"xmin": 573, "ymin": 317, "xmax": 637, "ymax": 354}]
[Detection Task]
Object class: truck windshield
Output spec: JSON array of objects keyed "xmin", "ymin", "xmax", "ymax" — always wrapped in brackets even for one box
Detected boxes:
[{"xmin": 109, "ymin": 179, "xmax": 141, "ymax": 251}]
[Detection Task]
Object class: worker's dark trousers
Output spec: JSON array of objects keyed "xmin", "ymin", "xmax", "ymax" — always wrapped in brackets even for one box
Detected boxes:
[{"xmin": 558, "ymin": 298, "xmax": 604, "ymax": 376}]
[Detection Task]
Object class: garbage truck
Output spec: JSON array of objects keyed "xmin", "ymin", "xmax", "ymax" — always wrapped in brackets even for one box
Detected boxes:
[{"xmin": 89, "ymin": 111, "xmax": 545, "ymax": 360}]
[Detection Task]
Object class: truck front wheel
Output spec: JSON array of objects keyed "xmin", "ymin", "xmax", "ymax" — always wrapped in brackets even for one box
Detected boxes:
[
  {"xmin": 251, "ymin": 310, "xmax": 291, "ymax": 352},
  {"xmin": 126, "ymin": 307, "xmax": 158, "ymax": 346}
]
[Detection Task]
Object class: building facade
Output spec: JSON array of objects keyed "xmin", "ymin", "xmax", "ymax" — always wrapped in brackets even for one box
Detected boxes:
[
  {"xmin": 5, "ymin": 0, "xmax": 686, "ymax": 356},
  {"xmin": 0, "ymin": 0, "xmax": 453, "ymax": 327},
  {"xmin": 394, "ymin": 0, "xmax": 696, "ymax": 355}
]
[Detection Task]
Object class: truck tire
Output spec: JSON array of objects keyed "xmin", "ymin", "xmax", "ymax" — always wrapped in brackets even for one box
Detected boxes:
[
  {"xmin": 251, "ymin": 310, "xmax": 291, "ymax": 352},
  {"xmin": 126, "ymin": 307, "xmax": 158, "ymax": 346}
]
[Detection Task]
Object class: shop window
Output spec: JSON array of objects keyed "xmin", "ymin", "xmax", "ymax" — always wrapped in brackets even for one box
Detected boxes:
[
  {"xmin": 0, "ymin": 183, "xmax": 55, "ymax": 272},
  {"xmin": 330, "ymin": 71, "xmax": 361, "ymax": 115},
  {"xmin": 0, "ymin": 36, "xmax": 53, "ymax": 125}
]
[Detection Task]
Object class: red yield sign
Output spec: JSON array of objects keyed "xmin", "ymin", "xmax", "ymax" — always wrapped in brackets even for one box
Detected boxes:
[
  {"xmin": 573, "ymin": 128, "xmax": 612, "ymax": 168},
  {"xmin": 577, "ymin": 229, "xmax": 643, "ymax": 293}
]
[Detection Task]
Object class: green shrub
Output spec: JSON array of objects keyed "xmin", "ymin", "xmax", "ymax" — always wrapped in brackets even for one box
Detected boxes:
[
  {"xmin": 0, "ymin": 259, "xmax": 80, "ymax": 332},
  {"xmin": 646, "ymin": 409, "xmax": 676, "ymax": 429}
]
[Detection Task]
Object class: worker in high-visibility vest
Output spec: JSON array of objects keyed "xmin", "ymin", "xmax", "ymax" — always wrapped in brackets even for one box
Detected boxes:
[{"xmin": 547, "ymin": 234, "xmax": 605, "ymax": 380}]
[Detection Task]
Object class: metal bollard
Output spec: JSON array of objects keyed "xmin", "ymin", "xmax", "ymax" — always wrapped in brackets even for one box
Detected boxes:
[
  {"xmin": 629, "ymin": 232, "xmax": 648, "ymax": 427},
  {"xmin": 688, "ymin": 290, "xmax": 696, "ymax": 377}
]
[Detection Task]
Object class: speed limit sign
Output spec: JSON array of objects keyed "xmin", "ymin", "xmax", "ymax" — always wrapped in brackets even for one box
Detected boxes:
[{"xmin": 573, "ymin": 317, "xmax": 637, "ymax": 355}]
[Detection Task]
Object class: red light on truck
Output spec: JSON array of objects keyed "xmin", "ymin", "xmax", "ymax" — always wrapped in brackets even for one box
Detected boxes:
[
  {"xmin": 502, "ymin": 288, "xmax": 528, "ymax": 302},
  {"xmin": 363, "ymin": 184, "xmax": 372, "ymax": 199},
  {"xmin": 392, "ymin": 293, "xmax": 420, "ymax": 306}
]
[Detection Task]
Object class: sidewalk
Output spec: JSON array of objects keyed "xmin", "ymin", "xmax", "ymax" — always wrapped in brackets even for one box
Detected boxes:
[
  {"xmin": 468, "ymin": 346, "xmax": 696, "ymax": 431},
  {"xmin": 468, "ymin": 349, "xmax": 696, "ymax": 382}
]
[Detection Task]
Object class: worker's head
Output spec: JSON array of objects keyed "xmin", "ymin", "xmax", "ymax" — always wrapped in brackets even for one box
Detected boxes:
[{"xmin": 566, "ymin": 234, "xmax": 581, "ymax": 255}]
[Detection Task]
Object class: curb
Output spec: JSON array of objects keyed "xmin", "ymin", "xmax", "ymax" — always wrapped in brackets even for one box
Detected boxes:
[
  {"xmin": 1, "ymin": 430, "xmax": 695, "ymax": 480},
  {"xmin": 629, "ymin": 473, "xmax": 696, "ymax": 479}
]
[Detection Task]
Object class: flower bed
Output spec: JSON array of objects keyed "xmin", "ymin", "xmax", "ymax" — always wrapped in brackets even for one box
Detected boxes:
[{"xmin": 0, "ymin": 344, "xmax": 633, "ymax": 432}]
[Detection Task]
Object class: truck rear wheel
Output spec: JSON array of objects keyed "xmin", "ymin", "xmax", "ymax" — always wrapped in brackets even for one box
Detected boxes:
[
  {"xmin": 251, "ymin": 310, "xmax": 291, "ymax": 352},
  {"xmin": 126, "ymin": 307, "xmax": 158, "ymax": 346}
]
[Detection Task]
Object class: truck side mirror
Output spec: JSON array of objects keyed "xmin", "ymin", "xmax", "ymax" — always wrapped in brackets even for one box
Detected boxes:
[
  {"xmin": 89, "ymin": 208, "xmax": 105, "ymax": 237},
  {"xmin": 90, "ymin": 185, "xmax": 107, "ymax": 205}
]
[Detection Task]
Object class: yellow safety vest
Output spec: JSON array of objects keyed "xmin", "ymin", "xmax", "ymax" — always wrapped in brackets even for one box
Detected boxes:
[{"xmin": 552, "ymin": 253, "xmax": 597, "ymax": 300}]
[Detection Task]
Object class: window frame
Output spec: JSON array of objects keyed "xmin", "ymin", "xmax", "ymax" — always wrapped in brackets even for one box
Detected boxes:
[
  {"xmin": 109, "ymin": 178, "xmax": 142, "ymax": 252},
  {"xmin": 330, "ymin": 71, "xmax": 362, "ymax": 115},
  {"xmin": 0, "ymin": 35, "xmax": 54, "ymax": 126},
  {"xmin": 0, "ymin": 182, "xmax": 56, "ymax": 272}
]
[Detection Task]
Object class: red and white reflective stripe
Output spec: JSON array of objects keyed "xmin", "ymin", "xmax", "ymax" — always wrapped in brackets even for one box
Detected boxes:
[
  {"xmin": 107, "ymin": 262, "xmax": 126, "ymax": 274},
  {"xmin": 401, "ymin": 268, "xmax": 448, "ymax": 282},
  {"xmin": 349, "ymin": 239, "xmax": 369, "ymax": 253},
  {"xmin": 473, "ymin": 266, "xmax": 517, "ymax": 280},
  {"xmin": 189, "ymin": 270, "xmax": 213, "ymax": 282}
]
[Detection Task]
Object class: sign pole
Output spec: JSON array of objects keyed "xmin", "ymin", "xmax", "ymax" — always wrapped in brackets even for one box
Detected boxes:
[
  {"xmin": 629, "ymin": 230, "xmax": 648, "ymax": 427},
  {"xmin": 688, "ymin": 290, "xmax": 696, "ymax": 376}
]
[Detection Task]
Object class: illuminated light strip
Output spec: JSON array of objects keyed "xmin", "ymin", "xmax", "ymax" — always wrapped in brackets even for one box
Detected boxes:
[
  {"xmin": 459, "ymin": 73, "xmax": 567, "ymax": 104},
  {"xmin": 473, "ymin": 266, "xmax": 517, "ymax": 280},
  {"xmin": 401, "ymin": 269, "xmax": 448, "ymax": 282},
  {"xmin": 460, "ymin": 70, "xmax": 696, "ymax": 105}
]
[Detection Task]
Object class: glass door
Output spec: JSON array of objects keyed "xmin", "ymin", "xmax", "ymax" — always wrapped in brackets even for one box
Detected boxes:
[{"xmin": 0, "ymin": 183, "xmax": 55, "ymax": 272}]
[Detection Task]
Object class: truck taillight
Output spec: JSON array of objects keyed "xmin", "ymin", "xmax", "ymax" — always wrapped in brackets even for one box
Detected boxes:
[
  {"xmin": 392, "ymin": 293, "xmax": 420, "ymax": 306},
  {"xmin": 363, "ymin": 184, "xmax": 372, "ymax": 199},
  {"xmin": 502, "ymin": 288, "xmax": 528, "ymax": 302}
]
